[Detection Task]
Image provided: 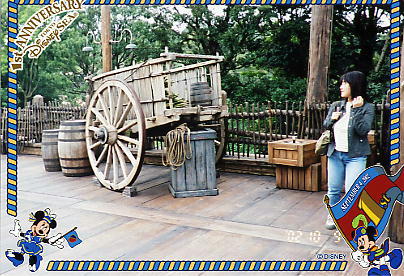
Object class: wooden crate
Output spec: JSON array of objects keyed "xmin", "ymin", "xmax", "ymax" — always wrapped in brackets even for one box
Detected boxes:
[
  {"xmin": 169, "ymin": 129, "xmax": 218, "ymax": 198},
  {"xmin": 268, "ymin": 139, "xmax": 319, "ymax": 167},
  {"xmin": 275, "ymin": 163, "xmax": 321, "ymax": 192}
]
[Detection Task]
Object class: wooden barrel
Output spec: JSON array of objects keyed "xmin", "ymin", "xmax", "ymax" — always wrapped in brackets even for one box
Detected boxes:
[
  {"xmin": 190, "ymin": 82, "xmax": 212, "ymax": 106},
  {"xmin": 58, "ymin": 120, "xmax": 93, "ymax": 177},
  {"xmin": 41, "ymin": 129, "xmax": 61, "ymax": 172}
]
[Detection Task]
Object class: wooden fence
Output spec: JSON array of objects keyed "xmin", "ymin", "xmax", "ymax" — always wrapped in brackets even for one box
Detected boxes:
[
  {"xmin": 1, "ymin": 102, "xmax": 86, "ymax": 153},
  {"xmin": 225, "ymin": 100, "xmax": 391, "ymax": 169}
]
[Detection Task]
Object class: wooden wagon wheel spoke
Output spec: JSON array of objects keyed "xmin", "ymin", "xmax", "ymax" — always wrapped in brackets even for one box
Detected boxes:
[
  {"xmin": 97, "ymin": 93, "xmax": 111, "ymax": 124},
  {"xmin": 116, "ymin": 140, "xmax": 137, "ymax": 165},
  {"xmin": 117, "ymin": 135, "xmax": 140, "ymax": 147},
  {"xmin": 91, "ymin": 108, "xmax": 109, "ymax": 126},
  {"xmin": 86, "ymin": 79, "xmax": 146, "ymax": 190},
  {"xmin": 89, "ymin": 141, "xmax": 102, "ymax": 149},
  {"xmin": 114, "ymin": 144, "xmax": 128, "ymax": 178},
  {"xmin": 113, "ymin": 89, "xmax": 124, "ymax": 126},
  {"xmin": 116, "ymin": 102, "xmax": 133, "ymax": 129},
  {"xmin": 95, "ymin": 145, "xmax": 109, "ymax": 167},
  {"xmin": 103, "ymin": 146, "xmax": 113, "ymax": 180},
  {"xmin": 112, "ymin": 146, "xmax": 119, "ymax": 184},
  {"xmin": 108, "ymin": 86, "xmax": 116, "ymax": 125},
  {"xmin": 117, "ymin": 120, "xmax": 138, "ymax": 134}
]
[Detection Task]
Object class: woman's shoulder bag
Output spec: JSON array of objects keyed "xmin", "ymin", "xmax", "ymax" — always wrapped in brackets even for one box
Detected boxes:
[{"xmin": 315, "ymin": 103, "xmax": 340, "ymax": 156}]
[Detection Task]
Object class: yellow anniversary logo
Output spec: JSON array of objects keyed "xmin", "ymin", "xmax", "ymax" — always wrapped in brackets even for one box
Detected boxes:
[{"xmin": 11, "ymin": 0, "xmax": 83, "ymax": 71}]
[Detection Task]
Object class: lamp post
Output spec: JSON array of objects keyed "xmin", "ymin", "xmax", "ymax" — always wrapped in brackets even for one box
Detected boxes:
[{"xmin": 82, "ymin": 7, "xmax": 135, "ymax": 72}]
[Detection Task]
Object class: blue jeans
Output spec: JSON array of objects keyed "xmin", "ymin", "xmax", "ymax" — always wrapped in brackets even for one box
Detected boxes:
[{"xmin": 327, "ymin": 151, "xmax": 367, "ymax": 206}]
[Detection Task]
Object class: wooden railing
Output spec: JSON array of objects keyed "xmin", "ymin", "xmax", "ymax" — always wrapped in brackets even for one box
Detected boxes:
[
  {"xmin": 1, "ymin": 102, "xmax": 86, "ymax": 153},
  {"xmin": 225, "ymin": 100, "xmax": 391, "ymax": 169}
]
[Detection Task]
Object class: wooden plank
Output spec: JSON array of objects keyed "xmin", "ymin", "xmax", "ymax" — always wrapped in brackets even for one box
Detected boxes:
[
  {"xmin": 271, "ymin": 157, "xmax": 297, "ymax": 167},
  {"xmin": 195, "ymin": 139, "xmax": 207, "ymax": 190},
  {"xmin": 92, "ymin": 56, "xmax": 170, "ymax": 82},
  {"xmin": 209, "ymin": 64, "xmax": 220, "ymax": 106},
  {"xmin": 281, "ymin": 166, "xmax": 288, "ymax": 189},
  {"xmin": 275, "ymin": 166, "xmax": 282, "ymax": 188},
  {"xmin": 305, "ymin": 164, "xmax": 312, "ymax": 192},
  {"xmin": 205, "ymin": 139, "xmax": 217, "ymax": 191},
  {"xmin": 287, "ymin": 167, "xmax": 293, "ymax": 189},
  {"xmin": 292, "ymin": 167, "xmax": 299, "ymax": 190},
  {"xmin": 74, "ymin": 200, "xmax": 328, "ymax": 248},
  {"xmin": 150, "ymin": 63, "xmax": 166, "ymax": 117},
  {"xmin": 160, "ymin": 52, "xmax": 224, "ymax": 60},
  {"xmin": 298, "ymin": 167, "xmax": 305, "ymax": 191},
  {"xmin": 173, "ymin": 164, "xmax": 186, "ymax": 192},
  {"xmin": 311, "ymin": 163, "xmax": 320, "ymax": 192},
  {"xmin": 185, "ymin": 141, "xmax": 197, "ymax": 191}
]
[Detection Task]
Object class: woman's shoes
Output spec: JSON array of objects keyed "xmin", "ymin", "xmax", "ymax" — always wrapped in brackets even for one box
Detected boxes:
[{"xmin": 325, "ymin": 215, "xmax": 336, "ymax": 230}]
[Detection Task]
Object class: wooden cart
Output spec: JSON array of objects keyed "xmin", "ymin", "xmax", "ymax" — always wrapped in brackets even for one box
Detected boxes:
[{"xmin": 85, "ymin": 52, "xmax": 228, "ymax": 190}]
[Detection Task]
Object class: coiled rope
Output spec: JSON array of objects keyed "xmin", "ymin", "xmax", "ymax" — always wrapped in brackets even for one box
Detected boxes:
[{"xmin": 162, "ymin": 124, "xmax": 192, "ymax": 169}]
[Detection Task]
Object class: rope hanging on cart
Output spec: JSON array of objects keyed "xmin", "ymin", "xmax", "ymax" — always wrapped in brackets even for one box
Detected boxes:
[{"xmin": 162, "ymin": 123, "xmax": 192, "ymax": 169}]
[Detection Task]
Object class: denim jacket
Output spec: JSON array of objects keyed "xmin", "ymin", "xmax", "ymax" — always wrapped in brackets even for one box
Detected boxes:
[{"xmin": 323, "ymin": 99, "xmax": 375, "ymax": 158}]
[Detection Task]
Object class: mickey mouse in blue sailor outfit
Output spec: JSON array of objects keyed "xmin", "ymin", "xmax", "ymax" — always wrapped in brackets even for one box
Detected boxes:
[
  {"xmin": 5, "ymin": 208, "xmax": 64, "ymax": 272},
  {"xmin": 351, "ymin": 225, "xmax": 403, "ymax": 276}
]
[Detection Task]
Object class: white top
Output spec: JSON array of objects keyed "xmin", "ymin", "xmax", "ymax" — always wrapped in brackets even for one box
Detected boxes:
[{"xmin": 333, "ymin": 102, "xmax": 352, "ymax": 152}]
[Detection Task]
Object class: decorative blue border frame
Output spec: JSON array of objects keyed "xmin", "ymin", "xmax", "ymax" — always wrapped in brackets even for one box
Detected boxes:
[
  {"xmin": 6, "ymin": 0, "xmax": 400, "ymax": 219},
  {"xmin": 46, "ymin": 260, "xmax": 347, "ymax": 271}
]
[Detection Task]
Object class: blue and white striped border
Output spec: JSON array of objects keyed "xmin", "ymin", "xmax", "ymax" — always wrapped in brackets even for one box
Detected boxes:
[
  {"xmin": 46, "ymin": 260, "xmax": 347, "ymax": 271},
  {"xmin": 389, "ymin": 0, "xmax": 400, "ymax": 166},
  {"xmin": 13, "ymin": 0, "xmax": 396, "ymax": 4},
  {"xmin": 7, "ymin": 0, "xmax": 19, "ymax": 217},
  {"xmin": 6, "ymin": 0, "xmax": 400, "ymax": 217}
]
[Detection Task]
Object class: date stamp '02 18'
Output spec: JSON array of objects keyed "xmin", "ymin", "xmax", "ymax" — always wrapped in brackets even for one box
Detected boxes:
[
  {"xmin": 287, "ymin": 230, "xmax": 343, "ymax": 244},
  {"xmin": 287, "ymin": 230, "xmax": 347, "ymax": 260}
]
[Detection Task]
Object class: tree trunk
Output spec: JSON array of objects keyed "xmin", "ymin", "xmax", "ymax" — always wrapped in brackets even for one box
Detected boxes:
[
  {"xmin": 388, "ymin": 32, "xmax": 404, "ymax": 244},
  {"xmin": 306, "ymin": 6, "xmax": 333, "ymax": 106}
]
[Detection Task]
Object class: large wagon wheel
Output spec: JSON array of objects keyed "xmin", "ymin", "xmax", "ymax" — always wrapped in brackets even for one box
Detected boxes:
[{"xmin": 85, "ymin": 80, "xmax": 146, "ymax": 190}]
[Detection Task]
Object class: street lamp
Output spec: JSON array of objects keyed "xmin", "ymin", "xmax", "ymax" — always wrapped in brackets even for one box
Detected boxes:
[
  {"xmin": 82, "ymin": 31, "xmax": 101, "ymax": 52},
  {"xmin": 82, "ymin": 28, "xmax": 136, "ymax": 71},
  {"xmin": 110, "ymin": 28, "xmax": 136, "ymax": 50}
]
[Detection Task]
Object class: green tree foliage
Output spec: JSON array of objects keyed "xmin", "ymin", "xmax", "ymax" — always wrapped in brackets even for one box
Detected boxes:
[{"xmin": 0, "ymin": 5, "xmax": 394, "ymax": 107}]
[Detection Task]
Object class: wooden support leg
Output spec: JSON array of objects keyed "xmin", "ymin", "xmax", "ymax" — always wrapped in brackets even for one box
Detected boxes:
[{"xmin": 122, "ymin": 185, "xmax": 138, "ymax": 197}]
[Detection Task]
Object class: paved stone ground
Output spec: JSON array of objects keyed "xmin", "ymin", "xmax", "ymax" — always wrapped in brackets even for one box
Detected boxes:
[{"xmin": 1, "ymin": 155, "xmax": 403, "ymax": 276}]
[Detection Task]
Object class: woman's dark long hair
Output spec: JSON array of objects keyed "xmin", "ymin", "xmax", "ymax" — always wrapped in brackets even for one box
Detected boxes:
[{"xmin": 340, "ymin": 71, "xmax": 368, "ymax": 101}]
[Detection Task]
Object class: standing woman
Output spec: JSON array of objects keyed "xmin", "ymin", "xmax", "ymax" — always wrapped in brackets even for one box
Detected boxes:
[{"xmin": 323, "ymin": 71, "xmax": 375, "ymax": 230}]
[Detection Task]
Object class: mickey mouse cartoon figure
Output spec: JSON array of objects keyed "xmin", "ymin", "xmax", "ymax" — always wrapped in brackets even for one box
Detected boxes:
[
  {"xmin": 5, "ymin": 208, "xmax": 64, "ymax": 272},
  {"xmin": 351, "ymin": 225, "xmax": 403, "ymax": 275}
]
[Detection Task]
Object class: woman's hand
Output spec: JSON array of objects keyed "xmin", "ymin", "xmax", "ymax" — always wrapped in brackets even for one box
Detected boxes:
[
  {"xmin": 352, "ymin": 96, "xmax": 364, "ymax": 108},
  {"xmin": 331, "ymin": 112, "xmax": 341, "ymax": 121}
]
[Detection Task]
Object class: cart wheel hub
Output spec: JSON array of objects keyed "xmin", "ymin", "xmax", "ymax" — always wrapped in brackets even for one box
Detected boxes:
[
  {"xmin": 94, "ymin": 127, "xmax": 108, "ymax": 144},
  {"xmin": 105, "ymin": 125, "xmax": 118, "ymax": 145},
  {"xmin": 94, "ymin": 126, "xmax": 117, "ymax": 145}
]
